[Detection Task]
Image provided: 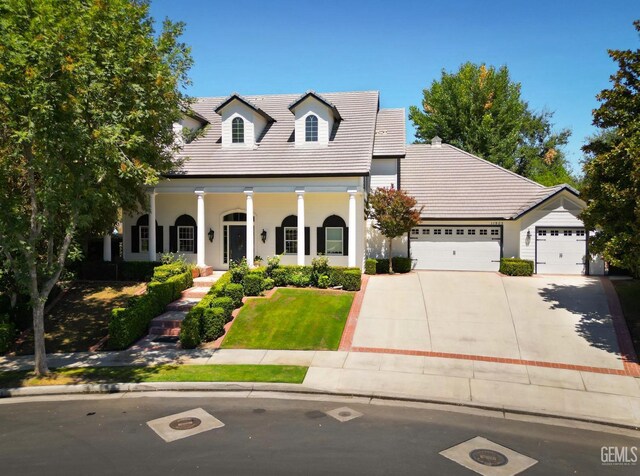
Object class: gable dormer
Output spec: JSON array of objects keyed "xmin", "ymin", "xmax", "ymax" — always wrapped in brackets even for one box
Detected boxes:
[
  {"xmin": 288, "ymin": 91, "xmax": 342, "ymax": 147},
  {"xmin": 173, "ymin": 109, "xmax": 209, "ymax": 146},
  {"xmin": 215, "ymin": 93, "xmax": 275, "ymax": 148}
]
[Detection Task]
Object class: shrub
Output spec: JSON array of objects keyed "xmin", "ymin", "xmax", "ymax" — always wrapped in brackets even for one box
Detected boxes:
[
  {"xmin": 329, "ymin": 267, "xmax": 362, "ymax": 291},
  {"xmin": 223, "ymin": 283, "xmax": 244, "ymax": 308},
  {"xmin": 266, "ymin": 255, "xmax": 281, "ymax": 276},
  {"xmin": 317, "ymin": 274, "xmax": 330, "ymax": 289},
  {"xmin": 243, "ymin": 273, "xmax": 264, "ymax": 296},
  {"xmin": 118, "ymin": 261, "xmax": 160, "ymax": 281},
  {"xmin": 230, "ymin": 258, "xmax": 250, "ymax": 284},
  {"xmin": 271, "ymin": 268, "xmax": 291, "ymax": 287},
  {"xmin": 108, "ymin": 269, "xmax": 193, "ymax": 349},
  {"xmin": 0, "ymin": 314, "xmax": 15, "ymax": 354},
  {"xmin": 311, "ymin": 256, "xmax": 330, "ymax": 285},
  {"xmin": 364, "ymin": 258, "xmax": 377, "ymax": 275},
  {"xmin": 263, "ymin": 278, "xmax": 275, "ymax": 290},
  {"xmin": 202, "ymin": 307, "xmax": 226, "ymax": 341},
  {"xmin": 152, "ymin": 261, "xmax": 190, "ymax": 283},
  {"xmin": 392, "ymin": 257, "xmax": 412, "ymax": 273},
  {"xmin": 500, "ymin": 258, "xmax": 534, "ymax": 276},
  {"xmin": 209, "ymin": 297, "xmax": 234, "ymax": 322},
  {"xmin": 290, "ymin": 271, "xmax": 311, "ymax": 287},
  {"xmin": 179, "ymin": 310, "xmax": 202, "ymax": 349},
  {"xmin": 375, "ymin": 259, "xmax": 390, "ymax": 274}
]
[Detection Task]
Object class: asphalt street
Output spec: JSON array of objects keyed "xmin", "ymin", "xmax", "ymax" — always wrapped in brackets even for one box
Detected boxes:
[{"xmin": 0, "ymin": 395, "xmax": 638, "ymax": 475}]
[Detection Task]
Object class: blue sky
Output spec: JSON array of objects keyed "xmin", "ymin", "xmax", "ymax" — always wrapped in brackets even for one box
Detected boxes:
[{"xmin": 149, "ymin": 0, "xmax": 638, "ymax": 174}]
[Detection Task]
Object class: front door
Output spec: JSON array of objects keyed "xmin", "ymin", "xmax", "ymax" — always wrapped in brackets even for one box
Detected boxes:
[{"xmin": 229, "ymin": 225, "xmax": 247, "ymax": 264}]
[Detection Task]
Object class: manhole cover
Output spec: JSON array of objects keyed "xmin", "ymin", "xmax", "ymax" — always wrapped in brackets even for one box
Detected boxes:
[
  {"xmin": 338, "ymin": 411, "xmax": 352, "ymax": 417},
  {"xmin": 469, "ymin": 449, "xmax": 509, "ymax": 467},
  {"xmin": 169, "ymin": 417, "xmax": 202, "ymax": 431}
]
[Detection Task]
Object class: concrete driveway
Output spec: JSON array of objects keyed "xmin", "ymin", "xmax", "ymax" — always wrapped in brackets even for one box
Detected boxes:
[{"xmin": 352, "ymin": 272, "xmax": 624, "ymax": 370}]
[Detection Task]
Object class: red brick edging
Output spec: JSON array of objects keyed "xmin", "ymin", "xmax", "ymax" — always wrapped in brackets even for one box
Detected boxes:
[{"xmin": 338, "ymin": 275, "xmax": 369, "ymax": 351}]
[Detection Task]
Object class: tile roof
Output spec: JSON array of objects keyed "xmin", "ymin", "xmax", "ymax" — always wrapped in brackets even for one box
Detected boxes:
[
  {"xmin": 373, "ymin": 108, "xmax": 406, "ymax": 157},
  {"xmin": 288, "ymin": 90, "xmax": 343, "ymax": 121},
  {"xmin": 401, "ymin": 144, "xmax": 577, "ymax": 219},
  {"xmin": 170, "ymin": 90, "xmax": 379, "ymax": 177}
]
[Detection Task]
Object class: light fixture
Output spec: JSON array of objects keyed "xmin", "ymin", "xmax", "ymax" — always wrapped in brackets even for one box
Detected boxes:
[
  {"xmin": 208, "ymin": 228, "xmax": 215, "ymax": 242},
  {"xmin": 261, "ymin": 229, "xmax": 267, "ymax": 243},
  {"xmin": 525, "ymin": 229, "xmax": 531, "ymax": 246}
]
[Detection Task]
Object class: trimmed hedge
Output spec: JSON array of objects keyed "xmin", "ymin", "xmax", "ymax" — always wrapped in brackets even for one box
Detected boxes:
[
  {"xmin": 364, "ymin": 258, "xmax": 377, "ymax": 275},
  {"xmin": 202, "ymin": 307, "xmax": 226, "ymax": 341},
  {"xmin": 152, "ymin": 262, "xmax": 191, "ymax": 283},
  {"xmin": 119, "ymin": 261, "xmax": 161, "ymax": 281},
  {"xmin": 179, "ymin": 309, "xmax": 202, "ymax": 349},
  {"xmin": 500, "ymin": 258, "xmax": 534, "ymax": 276},
  {"xmin": 328, "ymin": 267, "xmax": 362, "ymax": 291},
  {"xmin": 209, "ymin": 296, "xmax": 234, "ymax": 322},
  {"xmin": 263, "ymin": 278, "xmax": 275, "ymax": 290},
  {"xmin": 223, "ymin": 283, "xmax": 244, "ymax": 308},
  {"xmin": 109, "ymin": 270, "xmax": 193, "ymax": 349},
  {"xmin": 392, "ymin": 257, "xmax": 412, "ymax": 273},
  {"xmin": 243, "ymin": 273, "xmax": 264, "ymax": 296},
  {"xmin": 375, "ymin": 259, "xmax": 390, "ymax": 274},
  {"xmin": 0, "ymin": 314, "xmax": 15, "ymax": 354}
]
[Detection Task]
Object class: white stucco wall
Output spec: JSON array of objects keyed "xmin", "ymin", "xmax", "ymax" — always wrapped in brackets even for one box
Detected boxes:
[
  {"xmin": 293, "ymin": 97, "xmax": 333, "ymax": 147},
  {"xmin": 370, "ymin": 158, "xmax": 398, "ymax": 189},
  {"xmin": 366, "ymin": 220, "xmax": 407, "ymax": 259},
  {"xmin": 219, "ymin": 101, "xmax": 266, "ymax": 147}
]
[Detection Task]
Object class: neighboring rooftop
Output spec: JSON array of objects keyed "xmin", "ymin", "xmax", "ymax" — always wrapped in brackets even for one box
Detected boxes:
[
  {"xmin": 401, "ymin": 143, "xmax": 579, "ymax": 219},
  {"xmin": 171, "ymin": 90, "xmax": 380, "ymax": 177},
  {"xmin": 373, "ymin": 108, "xmax": 406, "ymax": 157}
]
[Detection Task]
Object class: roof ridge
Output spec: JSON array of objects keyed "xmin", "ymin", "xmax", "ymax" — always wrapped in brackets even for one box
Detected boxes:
[{"xmin": 195, "ymin": 90, "xmax": 380, "ymax": 101}]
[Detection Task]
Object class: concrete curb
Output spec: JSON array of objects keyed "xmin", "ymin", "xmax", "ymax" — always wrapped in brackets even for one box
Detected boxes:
[{"xmin": 1, "ymin": 382, "xmax": 639, "ymax": 433}]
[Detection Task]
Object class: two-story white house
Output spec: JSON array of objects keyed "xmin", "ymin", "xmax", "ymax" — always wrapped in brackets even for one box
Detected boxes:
[{"xmin": 116, "ymin": 90, "xmax": 602, "ymax": 276}]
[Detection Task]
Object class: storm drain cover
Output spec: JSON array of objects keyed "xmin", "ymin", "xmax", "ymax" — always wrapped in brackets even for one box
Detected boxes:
[
  {"xmin": 169, "ymin": 417, "xmax": 202, "ymax": 431},
  {"xmin": 325, "ymin": 406, "xmax": 363, "ymax": 423},
  {"xmin": 469, "ymin": 449, "xmax": 508, "ymax": 467}
]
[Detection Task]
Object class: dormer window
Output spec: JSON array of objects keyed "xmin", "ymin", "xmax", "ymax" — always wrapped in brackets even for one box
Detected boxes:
[
  {"xmin": 232, "ymin": 117, "xmax": 244, "ymax": 143},
  {"xmin": 305, "ymin": 115, "xmax": 318, "ymax": 142}
]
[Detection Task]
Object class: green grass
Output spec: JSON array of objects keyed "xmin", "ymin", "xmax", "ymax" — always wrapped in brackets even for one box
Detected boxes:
[
  {"xmin": 0, "ymin": 364, "xmax": 308, "ymax": 388},
  {"xmin": 613, "ymin": 280, "xmax": 640, "ymax": 357},
  {"xmin": 222, "ymin": 288, "xmax": 354, "ymax": 350}
]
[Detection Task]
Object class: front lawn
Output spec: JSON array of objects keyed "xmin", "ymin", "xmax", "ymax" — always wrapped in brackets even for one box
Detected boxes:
[
  {"xmin": 221, "ymin": 288, "xmax": 354, "ymax": 350},
  {"xmin": 0, "ymin": 364, "xmax": 308, "ymax": 388},
  {"xmin": 612, "ymin": 279, "xmax": 640, "ymax": 357},
  {"xmin": 15, "ymin": 282, "xmax": 144, "ymax": 355}
]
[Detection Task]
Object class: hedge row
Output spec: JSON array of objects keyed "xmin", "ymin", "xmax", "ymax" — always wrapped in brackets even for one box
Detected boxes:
[
  {"xmin": 500, "ymin": 258, "xmax": 534, "ymax": 276},
  {"xmin": 108, "ymin": 265, "xmax": 193, "ymax": 349},
  {"xmin": 365, "ymin": 257, "xmax": 412, "ymax": 275},
  {"xmin": 269, "ymin": 265, "xmax": 361, "ymax": 291},
  {"xmin": 77, "ymin": 261, "xmax": 161, "ymax": 281}
]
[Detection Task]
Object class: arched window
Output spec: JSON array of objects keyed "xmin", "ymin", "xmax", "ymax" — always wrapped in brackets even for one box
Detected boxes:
[
  {"xmin": 232, "ymin": 117, "xmax": 244, "ymax": 143},
  {"xmin": 317, "ymin": 215, "xmax": 347, "ymax": 256},
  {"xmin": 131, "ymin": 214, "xmax": 162, "ymax": 254},
  {"xmin": 275, "ymin": 215, "xmax": 310, "ymax": 256},
  {"xmin": 305, "ymin": 115, "xmax": 318, "ymax": 142},
  {"xmin": 169, "ymin": 214, "xmax": 197, "ymax": 253}
]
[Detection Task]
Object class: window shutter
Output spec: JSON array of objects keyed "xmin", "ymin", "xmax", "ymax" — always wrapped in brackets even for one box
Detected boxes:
[
  {"xmin": 275, "ymin": 227, "xmax": 284, "ymax": 255},
  {"xmin": 193, "ymin": 226, "xmax": 198, "ymax": 253},
  {"xmin": 343, "ymin": 227, "xmax": 349, "ymax": 256},
  {"xmin": 305, "ymin": 227, "xmax": 310, "ymax": 255},
  {"xmin": 169, "ymin": 226, "xmax": 177, "ymax": 253},
  {"xmin": 131, "ymin": 226, "xmax": 139, "ymax": 253},
  {"xmin": 156, "ymin": 226, "xmax": 164, "ymax": 254},
  {"xmin": 316, "ymin": 227, "xmax": 325, "ymax": 255}
]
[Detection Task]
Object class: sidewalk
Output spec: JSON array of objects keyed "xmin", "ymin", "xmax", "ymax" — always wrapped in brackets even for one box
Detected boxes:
[{"xmin": 2, "ymin": 347, "xmax": 639, "ymax": 428}]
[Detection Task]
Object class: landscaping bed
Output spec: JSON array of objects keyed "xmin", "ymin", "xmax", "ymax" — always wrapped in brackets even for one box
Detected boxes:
[
  {"xmin": 0, "ymin": 364, "xmax": 308, "ymax": 388},
  {"xmin": 612, "ymin": 279, "xmax": 640, "ymax": 357},
  {"xmin": 221, "ymin": 288, "xmax": 354, "ymax": 350},
  {"xmin": 12, "ymin": 282, "xmax": 144, "ymax": 355}
]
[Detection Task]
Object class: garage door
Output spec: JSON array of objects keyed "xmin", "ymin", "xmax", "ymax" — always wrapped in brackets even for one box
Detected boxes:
[
  {"xmin": 410, "ymin": 226, "xmax": 501, "ymax": 271},
  {"xmin": 536, "ymin": 228, "xmax": 587, "ymax": 275}
]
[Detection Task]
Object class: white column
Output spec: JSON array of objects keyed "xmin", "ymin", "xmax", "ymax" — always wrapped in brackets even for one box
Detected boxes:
[
  {"xmin": 103, "ymin": 234, "xmax": 112, "ymax": 262},
  {"xmin": 196, "ymin": 190, "xmax": 206, "ymax": 267},
  {"xmin": 245, "ymin": 190, "xmax": 254, "ymax": 268},
  {"xmin": 296, "ymin": 189, "xmax": 305, "ymax": 266},
  {"xmin": 348, "ymin": 191, "xmax": 357, "ymax": 268},
  {"xmin": 148, "ymin": 190, "xmax": 156, "ymax": 261}
]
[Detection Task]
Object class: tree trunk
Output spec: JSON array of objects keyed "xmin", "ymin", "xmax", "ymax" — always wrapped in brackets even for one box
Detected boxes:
[
  {"xmin": 389, "ymin": 238, "xmax": 394, "ymax": 274},
  {"xmin": 32, "ymin": 300, "xmax": 48, "ymax": 375}
]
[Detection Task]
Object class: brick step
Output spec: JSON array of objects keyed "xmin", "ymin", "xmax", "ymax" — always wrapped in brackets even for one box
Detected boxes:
[
  {"xmin": 182, "ymin": 287, "xmax": 210, "ymax": 299},
  {"xmin": 193, "ymin": 276, "xmax": 218, "ymax": 287},
  {"xmin": 166, "ymin": 298, "xmax": 200, "ymax": 312},
  {"xmin": 198, "ymin": 265, "xmax": 213, "ymax": 277},
  {"xmin": 149, "ymin": 327, "xmax": 181, "ymax": 337}
]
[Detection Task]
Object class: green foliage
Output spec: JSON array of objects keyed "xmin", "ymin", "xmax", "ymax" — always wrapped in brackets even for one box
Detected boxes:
[
  {"xmin": 317, "ymin": 275, "xmax": 330, "ymax": 289},
  {"xmin": 151, "ymin": 262, "xmax": 190, "ymax": 283},
  {"xmin": 208, "ymin": 297, "xmax": 234, "ymax": 322},
  {"xmin": 108, "ymin": 270, "xmax": 192, "ymax": 349},
  {"xmin": 119, "ymin": 262, "xmax": 161, "ymax": 282},
  {"xmin": 409, "ymin": 62, "xmax": 575, "ymax": 185},
  {"xmin": 202, "ymin": 307, "xmax": 226, "ymax": 341},
  {"xmin": 230, "ymin": 258, "xmax": 250, "ymax": 284},
  {"xmin": 223, "ymin": 283, "xmax": 244, "ymax": 308},
  {"xmin": 271, "ymin": 268, "xmax": 291, "ymax": 287},
  {"xmin": 328, "ymin": 267, "xmax": 362, "ymax": 291},
  {"xmin": 178, "ymin": 311, "xmax": 202, "ymax": 349},
  {"xmin": 581, "ymin": 21, "xmax": 640, "ymax": 278},
  {"xmin": 0, "ymin": 0, "xmax": 192, "ymax": 372},
  {"xmin": 364, "ymin": 258, "xmax": 377, "ymax": 275},
  {"xmin": 375, "ymin": 259, "xmax": 390, "ymax": 274},
  {"xmin": 499, "ymin": 258, "xmax": 534, "ymax": 276},
  {"xmin": 263, "ymin": 278, "xmax": 275, "ymax": 290},
  {"xmin": 290, "ymin": 272, "xmax": 311, "ymax": 288},
  {"xmin": 0, "ymin": 314, "xmax": 16, "ymax": 354},
  {"xmin": 266, "ymin": 255, "xmax": 281, "ymax": 276},
  {"xmin": 392, "ymin": 257, "xmax": 412, "ymax": 273},
  {"xmin": 243, "ymin": 273, "xmax": 265, "ymax": 296},
  {"xmin": 311, "ymin": 256, "xmax": 330, "ymax": 285}
]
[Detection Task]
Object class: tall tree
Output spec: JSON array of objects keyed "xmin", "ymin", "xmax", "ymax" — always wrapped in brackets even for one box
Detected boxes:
[
  {"xmin": 581, "ymin": 20, "xmax": 640, "ymax": 278},
  {"xmin": 0, "ymin": 0, "xmax": 192, "ymax": 374},
  {"xmin": 366, "ymin": 187, "xmax": 422, "ymax": 273},
  {"xmin": 409, "ymin": 62, "xmax": 576, "ymax": 186}
]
